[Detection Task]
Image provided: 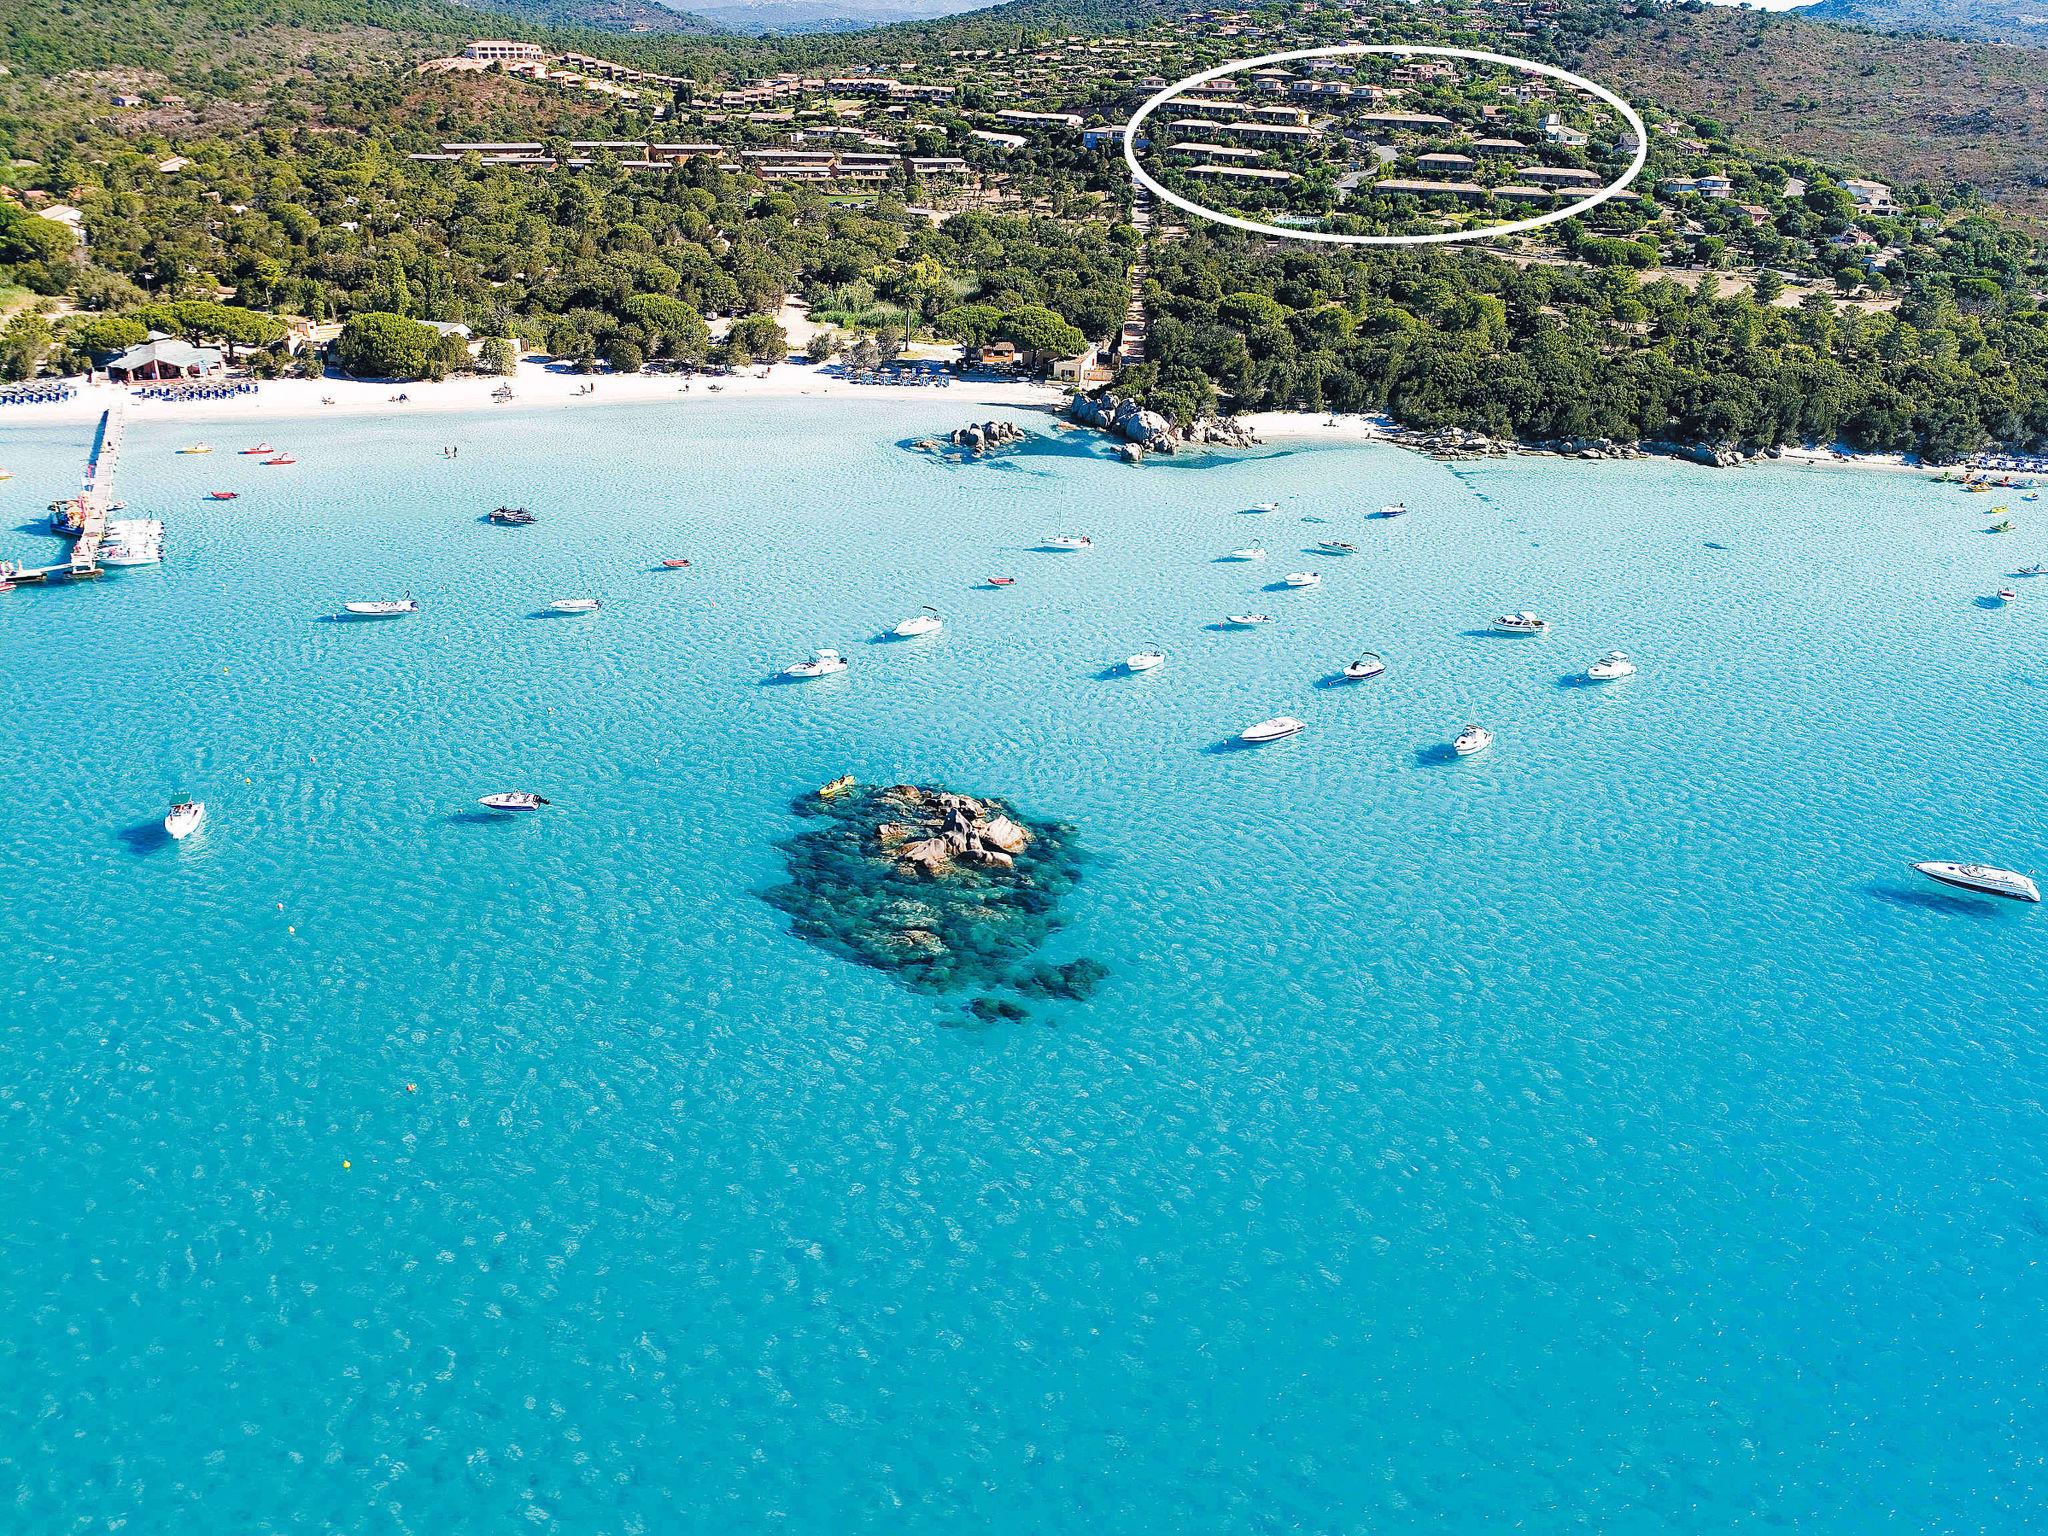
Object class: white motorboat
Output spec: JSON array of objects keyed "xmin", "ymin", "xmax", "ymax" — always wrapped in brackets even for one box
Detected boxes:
[
  {"xmin": 2015, "ymin": 562, "xmax": 2048, "ymax": 577},
  {"xmin": 1223, "ymin": 613, "xmax": 1273, "ymax": 627},
  {"xmin": 1125, "ymin": 650, "xmax": 1166, "ymax": 673},
  {"xmin": 892, "ymin": 606, "xmax": 942, "ymax": 637},
  {"xmin": 342, "ymin": 595, "xmax": 419, "ymax": 618},
  {"xmin": 1492, "ymin": 611, "xmax": 1551, "ymax": 637},
  {"xmin": 1045, "ymin": 534, "xmax": 1093, "ymax": 551},
  {"xmin": 163, "ymin": 800, "xmax": 205, "ymax": 840},
  {"xmin": 1224, "ymin": 547, "xmax": 1266, "ymax": 561},
  {"xmin": 1995, "ymin": 588, "xmax": 2019, "ymax": 604},
  {"xmin": 1314, "ymin": 540, "xmax": 1358, "ymax": 555},
  {"xmin": 1453, "ymin": 724, "xmax": 1494, "ymax": 757},
  {"xmin": 478, "ymin": 791, "xmax": 551, "ymax": 812},
  {"xmin": 100, "ymin": 518, "xmax": 165, "ymax": 567},
  {"xmin": 1378, "ymin": 503, "xmax": 1409, "ymax": 518},
  {"xmin": 1586, "ymin": 650, "xmax": 1636, "ymax": 681},
  {"xmin": 1342, "ymin": 651, "xmax": 1386, "ymax": 681},
  {"xmin": 550, "ymin": 598, "xmax": 601, "ymax": 614},
  {"xmin": 1912, "ymin": 860, "xmax": 2040, "ymax": 903},
  {"xmin": 1239, "ymin": 715, "xmax": 1305, "ymax": 744},
  {"xmin": 1245, "ymin": 501, "xmax": 1278, "ymax": 514},
  {"xmin": 1284, "ymin": 571, "xmax": 1322, "ymax": 588},
  {"xmin": 783, "ymin": 648, "xmax": 848, "ymax": 678}
]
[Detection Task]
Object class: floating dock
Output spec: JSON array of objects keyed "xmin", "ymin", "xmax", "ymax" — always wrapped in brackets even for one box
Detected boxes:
[{"xmin": 5, "ymin": 407, "xmax": 125, "ymax": 588}]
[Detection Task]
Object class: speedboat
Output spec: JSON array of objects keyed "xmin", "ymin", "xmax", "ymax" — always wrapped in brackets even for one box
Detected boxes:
[
  {"xmin": 263, "ymin": 454, "xmax": 297, "ymax": 466},
  {"xmin": 478, "ymin": 791, "xmax": 550, "ymax": 813},
  {"xmin": 1223, "ymin": 613, "xmax": 1273, "ymax": 627},
  {"xmin": 660, "ymin": 558, "xmax": 691, "ymax": 569},
  {"xmin": 2014, "ymin": 563, "xmax": 2048, "ymax": 576},
  {"xmin": 163, "ymin": 800, "xmax": 205, "ymax": 839},
  {"xmin": 550, "ymin": 598, "xmax": 601, "ymax": 614},
  {"xmin": 1342, "ymin": 651, "xmax": 1386, "ymax": 681},
  {"xmin": 1045, "ymin": 534, "xmax": 1093, "ymax": 550},
  {"xmin": 783, "ymin": 648, "xmax": 848, "ymax": 678},
  {"xmin": 1125, "ymin": 650, "xmax": 1166, "ymax": 673},
  {"xmin": 177, "ymin": 443, "xmax": 213, "ymax": 455},
  {"xmin": 1314, "ymin": 540, "xmax": 1358, "ymax": 555},
  {"xmin": 1239, "ymin": 715, "xmax": 1305, "ymax": 744},
  {"xmin": 489, "ymin": 506, "xmax": 536, "ymax": 525},
  {"xmin": 206, "ymin": 491, "xmax": 238, "ymax": 501},
  {"xmin": 240, "ymin": 444, "xmax": 273, "ymax": 455},
  {"xmin": 1378, "ymin": 503, "xmax": 1409, "ymax": 518},
  {"xmin": 1586, "ymin": 650, "xmax": 1636, "ymax": 681},
  {"xmin": 1911, "ymin": 860, "xmax": 2040, "ymax": 903},
  {"xmin": 1284, "ymin": 571, "xmax": 1322, "ymax": 588},
  {"xmin": 1245, "ymin": 501, "xmax": 1278, "ymax": 514},
  {"xmin": 986, "ymin": 576, "xmax": 1015, "ymax": 586},
  {"xmin": 1492, "ymin": 611, "xmax": 1552, "ymax": 637},
  {"xmin": 1990, "ymin": 519, "xmax": 2014, "ymax": 533},
  {"xmin": 1453, "ymin": 724, "xmax": 1494, "ymax": 757},
  {"xmin": 1224, "ymin": 548, "xmax": 1265, "ymax": 561},
  {"xmin": 1996, "ymin": 588, "xmax": 2019, "ymax": 604},
  {"xmin": 342, "ymin": 595, "xmax": 419, "ymax": 618},
  {"xmin": 100, "ymin": 519, "xmax": 165, "ymax": 567},
  {"xmin": 892, "ymin": 606, "xmax": 942, "ymax": 637}
]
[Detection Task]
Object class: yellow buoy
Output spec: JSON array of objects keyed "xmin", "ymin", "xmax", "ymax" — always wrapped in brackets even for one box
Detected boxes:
[{"xmin": 342, "ymin": 1159, "xmax": 351, "ymax": 1170}]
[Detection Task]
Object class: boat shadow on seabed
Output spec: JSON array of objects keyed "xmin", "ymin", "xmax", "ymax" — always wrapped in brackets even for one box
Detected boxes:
[
  {"xmin": 1864, "ymin": 882, "xmax": 2008, "ymax": 919},
  {"xmin": 115, "ymin": 821, "xmax": 171, "ymax": 853}
]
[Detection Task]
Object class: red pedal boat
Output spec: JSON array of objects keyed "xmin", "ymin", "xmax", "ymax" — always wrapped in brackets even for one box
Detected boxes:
[
  {"xmin": 207, "ymin": 491, "xmax": 238, "ymax": 501},
  {"xmin": 240, "ymin": 443, "xmax": 273, "ymax": 455},
  {"xmin": 660, "ymin": 558, "xmax": 691, "ymax": 569},
  {"xmin": 264, "ymin": 454, "xmax": 297, "ymax": 466},
  {"xmin": 986, "ymin": 576, "xmax": 1015, "ymax": 587}
]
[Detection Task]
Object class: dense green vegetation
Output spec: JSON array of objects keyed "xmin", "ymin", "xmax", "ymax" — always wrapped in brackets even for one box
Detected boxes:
[
  {"xmin": 11, "ymin": 0, "xmax": 2048, "ymax": 451},
  {"xmin": 1131, "ymin": 227, "xmax": 2048, "ymax": 458}
]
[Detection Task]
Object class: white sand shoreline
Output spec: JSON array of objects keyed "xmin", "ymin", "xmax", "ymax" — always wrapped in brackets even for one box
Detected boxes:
[
  {"xmin": 6, "ymin": 366, "xmax": 2021, "ymax": 484},
  {"xmin": 1235, "ymin": 410, "xmax": 1975, "ymax": 479},
  {"xmin": 8, "ymin": 358, "xmax": 1065, "ymax": 430}
]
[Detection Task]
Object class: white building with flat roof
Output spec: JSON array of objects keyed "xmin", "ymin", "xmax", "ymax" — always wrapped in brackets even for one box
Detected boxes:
[{"xmin": 464, "ymin": 41, "xmax": 545, "ymax": 62}]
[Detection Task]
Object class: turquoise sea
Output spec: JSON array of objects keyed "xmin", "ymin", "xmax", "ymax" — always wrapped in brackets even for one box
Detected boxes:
[{"xmin": 2, "ymin": 396, "xmax": 2044, "ymax": 1533}]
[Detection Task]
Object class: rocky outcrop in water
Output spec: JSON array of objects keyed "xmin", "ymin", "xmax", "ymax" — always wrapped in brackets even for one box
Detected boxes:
[
  {"xmin": 764, "ymin": 782, "xmax": 1100, "ymax": 1010},
  {"xmin": 951, "ymin": 420, "xmax": 1027, "ymax": 453}
]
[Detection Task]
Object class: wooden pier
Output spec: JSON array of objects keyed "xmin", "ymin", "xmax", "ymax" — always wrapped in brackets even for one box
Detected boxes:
[{"xmin": 9, "ymin": 407, "xmax": 122, "ymax": 587}]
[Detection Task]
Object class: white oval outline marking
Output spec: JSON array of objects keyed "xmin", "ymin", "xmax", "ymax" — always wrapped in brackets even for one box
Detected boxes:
[{"xmin": 1124, "ymin": 44, "xmax": 1649, "ymax": 248}]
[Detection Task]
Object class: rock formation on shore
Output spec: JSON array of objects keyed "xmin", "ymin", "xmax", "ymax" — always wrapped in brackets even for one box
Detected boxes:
[
  {"xmin": 1067, "ymin": 392, "xmax": 1258, "ymax": 457},
  {"xmin": 764, "ymin": 782, "xmax": 1101, "ymax": 1009}
]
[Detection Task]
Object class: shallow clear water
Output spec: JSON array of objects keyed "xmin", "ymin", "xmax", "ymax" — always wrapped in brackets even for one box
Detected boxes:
[{"xmin": 2, "ymin": 399, "xmax": 2043, "ymax": 1533}]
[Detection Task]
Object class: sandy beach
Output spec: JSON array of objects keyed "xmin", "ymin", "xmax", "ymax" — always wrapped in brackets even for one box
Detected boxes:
[
  {"xmin": 13, "ymin": 357, "xmax": 1066, "ymax": 429},
  {"xmin": 6, "ymin": 365, "xmax": 2006, "ymax": 484},
  {"xmin": 1236, "ymin": 409, "xmax": 1964, "ymax": 478}
]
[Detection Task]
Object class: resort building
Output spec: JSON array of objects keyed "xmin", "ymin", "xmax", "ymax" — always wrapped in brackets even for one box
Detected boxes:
[
  {"xmin": 1542, "ymin": 113, "xmax": 1589, "ymax": 148},
  {"xmin": 1517, "ymin": 166, "xmax": 1605, "ymax": 189},
  {"xmin": 463, "ymin": 41, "xmax": 545, "ymax": 63},
  {"xmin": 1188, "ymin": 164, "xmax": 1297, "ymax": 182},
  {"xmin": 1368, "ymin": 179, "xmax": 1490, "ymax": 200},
  {"xmin": 1414, "ymin": 153, "xmax": 1477, "ymax": 174},
  {"xmin": 996, "ymin": 109, "xmax": 1085, "ymax": 130},
  {"xmin": 106, "ymin": 339, "xmax": 226, "ymax": 383},
  {"xmin": 1843, "ymin": 178, "xmax": 1896, "ymax": 213},
  {"xmin": 1357, "ymin": 112, "xmax": 1454, "ymax": 133}
]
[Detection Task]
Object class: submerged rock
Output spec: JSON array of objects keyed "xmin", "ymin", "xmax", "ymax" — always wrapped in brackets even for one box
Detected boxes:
[{"xmin": 764, "ymin": 782, "xmax": 1096, "ymax": 999}]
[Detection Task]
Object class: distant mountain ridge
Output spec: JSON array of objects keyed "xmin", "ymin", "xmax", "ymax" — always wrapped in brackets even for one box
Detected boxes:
[
  {"xmin": 1803, "ymin": 0, "xmax": 2048, "ymax": 46},
  {"xmin": 679, "ymin": 0, "xmax": 1003, "ymax": 34},
  {"xmin": 462, "ymin": 0, "xmax": 720, "ymax": 32}
]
